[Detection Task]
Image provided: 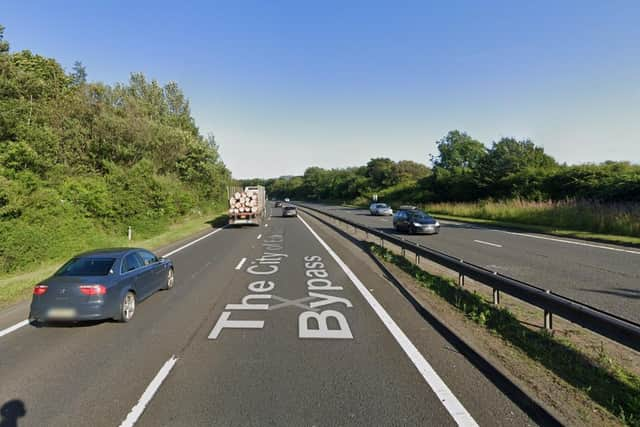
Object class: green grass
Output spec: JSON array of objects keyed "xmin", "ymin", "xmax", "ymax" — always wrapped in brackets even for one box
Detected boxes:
[
  {"xmin": 371, "ymin": 243, "xmax": 640, "ymax": 426},
  {"xmin": 425, "ymin": 199, "xmax": 640, "ymax": 240},
  {"xmin": 0, "ymin": 210, "xmax": 227, "ymax": 309}
]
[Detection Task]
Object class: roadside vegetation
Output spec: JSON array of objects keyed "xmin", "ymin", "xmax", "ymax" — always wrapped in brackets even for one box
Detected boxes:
[
  {"xmin": 0, "ymin": 25, "xmax": 230, "ymax": 279},
  {"xmin": 370, "ymin": 243, "xmax": 640, "ymax": 426},
  {"xmin": 249, "ymin": 131, "xmax": 640, "ymax": 241}
]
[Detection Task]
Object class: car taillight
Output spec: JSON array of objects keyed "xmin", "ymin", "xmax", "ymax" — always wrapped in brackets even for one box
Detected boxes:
[
  {"xmin": 79, "ymin": 284, "xmax": 107, "ymax": 296},
  {"xmin": 33, "ymin": 284, "xmax": 48, "ymax": 296}
]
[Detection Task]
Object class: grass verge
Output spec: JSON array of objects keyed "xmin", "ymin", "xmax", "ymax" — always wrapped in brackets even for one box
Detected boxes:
[
  {"xmin": 0, "ymin": 210, "xmax": 227, "ymax": 309},
  {"xmin": 370, "ymin": 243, "xmax": 640, "ymax": 426}
]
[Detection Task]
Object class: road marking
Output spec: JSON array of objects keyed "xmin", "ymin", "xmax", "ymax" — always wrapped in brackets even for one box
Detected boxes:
[
  {"xmin": 162, "ymin": 226, "xmax": 227, "ymax": 257},
  {"xmin": 494, "ymin": 229, "xmax": 640, "ymax": 255},
  {"xmin": 119, "ymin": 355, "xmax": 178, "ymax": 427},
  {"xmin": 257, "ymin": 234, "xmax": 262, "ymax": 240},
  {"xmin": 473, "ymin": 239, "xmax": 503, "ymax": 248},
  {"xmin": 264, "ymin": 223, "xmax": 269, "ymax": 227},
  {"xmin": 0, "ymin": 319, "xmax": 29, "ymax": 338},
  {"xmin": 297, "ymin": 215, "xmax": 478, "ymax": 426},
  {"xmin": 235, "ymin": 257, "xmax": 247, "ymax": 270}
]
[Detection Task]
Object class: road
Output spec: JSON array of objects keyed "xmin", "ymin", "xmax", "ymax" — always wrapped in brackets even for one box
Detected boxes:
[
  {"xmin": 0, "ymin": 204, "xmax": 541, "ymax": 426},
  {"xmin": 302, "ymin": 203, "xmax": 640, "ymax": 323}
]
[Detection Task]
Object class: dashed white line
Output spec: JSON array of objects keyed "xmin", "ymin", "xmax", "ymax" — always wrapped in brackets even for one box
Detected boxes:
[
  {"xmin": 0, "ymin": 319, "xmax": 29, "ymax": 338},
  {"xmin": 495, "ymin": 229, "xmax": 640, "ymax": 255},
  {"xmin": 297, "ymin": 215, "xmax": 478, "ymax": 427},
  {"xmin": 235, "ymin": 257, "xmax": 247, "ymax": 270},
  {"xmin": 473, "ymin": 239, "xmax": 503, "ymax": 248},
  {"xmin": 119, "ymin": 355, "xmax": 178, "ymax": 427},
  {"xmin": 257, "ymin": 234, "xmax": 262, "ymax": 240}
]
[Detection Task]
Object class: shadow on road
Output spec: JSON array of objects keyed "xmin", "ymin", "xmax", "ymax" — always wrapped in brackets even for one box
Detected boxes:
[
  {"xmin": 29, "ymin": 319, "xmax": 107, "ymax": 329},
  {"xmin": 0, "ymin": 400, "xmax": 26, "ymax": 427},
  {"xmin": 578, "ymin": 287, "xmax": 640, "ymax": 300}
]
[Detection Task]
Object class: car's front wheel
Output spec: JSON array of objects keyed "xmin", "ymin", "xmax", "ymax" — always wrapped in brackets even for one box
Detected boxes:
[
  {"xmin": 164, "ymin": 268, "xmax": 174, "ymax": 290},
  {"xmin": 119, "ymin": 291, "xmax": 136, "ymax": 322}
]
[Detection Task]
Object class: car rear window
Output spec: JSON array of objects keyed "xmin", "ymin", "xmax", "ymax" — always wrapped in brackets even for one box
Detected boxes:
[
  {"xmin": 55, "ymin": 257, "xmax": 115, "ymax": 276},
  {"xmin": 284, "ymin": 206, "xmax": 296, "ymax": 210}
]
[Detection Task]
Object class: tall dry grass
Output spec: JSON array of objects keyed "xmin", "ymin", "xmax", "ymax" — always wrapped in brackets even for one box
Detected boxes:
[{"xmin": 425, "ymin": 199, "xmax": 640, "ymax": 237}]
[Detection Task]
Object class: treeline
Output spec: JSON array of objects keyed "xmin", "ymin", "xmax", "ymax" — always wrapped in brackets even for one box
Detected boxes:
[
  {"xmin": 247, "ymin": 130, "xmax": 639, "ymax": 205},
  {"xmin": 0, "ymin": 25, "xmax": 230, "ymax": 272}
]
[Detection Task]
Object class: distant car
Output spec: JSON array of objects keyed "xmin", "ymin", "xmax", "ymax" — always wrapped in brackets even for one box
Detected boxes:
[
  {"xmin": 393, "ymin": 207, "xmax": 440, "ymax": 234},
  {"xmin": 282, "ymin": 206, "xmax": 297, "ymax": 217},
  {"xmin": 274, "ymin": 201, "xmax": 283, "ymax": 207},
  {"xmin": 369, "ymin": 203, "xmax": 393, "ymax": 216},
  {"xmin": 284, "ymin": 198, "xmax": 290, "ymax": 202},
  {"xmin": 29, "ymin": 248, "xmax": 174, "ymax": 324}
]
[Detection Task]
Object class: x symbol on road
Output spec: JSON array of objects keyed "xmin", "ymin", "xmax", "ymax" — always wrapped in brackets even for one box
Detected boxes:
[{"xmin": 268, "ymin": 295, "xmax": 318, "ymax": 312}]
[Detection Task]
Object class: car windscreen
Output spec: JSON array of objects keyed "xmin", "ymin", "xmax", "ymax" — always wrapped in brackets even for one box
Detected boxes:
[
  {"xmin": 377, "ymin": 204, "xmax": 389, "ymax": 208},
  {"xmin": 410, "ymin": 212, "xmax": 432, "ymax": 220},
  {"xmin": 55, "ymin": 257, "xmax": 115, "ymax": 276}
]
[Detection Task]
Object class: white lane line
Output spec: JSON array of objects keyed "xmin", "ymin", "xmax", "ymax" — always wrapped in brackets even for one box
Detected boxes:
[
  {"xmin": 257, "ymin": 234, "xmax": 262, "ymax": 240},
  {"xmin": 264, "ymin": 223, "xmax": 269, "ymax": 227},
  {"xmin": 119, "ymin": 355, "xmax": 179, "ymax": 427},
  {"xmin": 235, "ymin": 257, "xmax": 247, "ymax": 270},
  {"xmin": 162, "ymin": 226, "xmax": 227, "ymax": 257},
  {"xmin": 494, "ymin": 229, "xmax": 640, "ymax": 255},
  {"xmin": 297, "ymin": 215, "xmax": 478, "ymax": 427},
  {"xmin": 473, "ymin": 239, "xmax": 503, "ymax": 248},
  {"xmin": 0, "ymin": 319, "xmax": 29, "ymax": 338}
]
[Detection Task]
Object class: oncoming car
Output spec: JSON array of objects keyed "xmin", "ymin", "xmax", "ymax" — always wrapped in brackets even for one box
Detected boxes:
[
  {"xmin": 393, "ymin": 206, "xmax": 440, "ymax": 234},
  {"xmin": 29, "ymin": 248, "xmax": 174, "ymax": 324},
  {"xmin": 282, "ymin": 205, "xmax": 298, "ymax": 217},
  {"xmin": 369, "ymin": 203, "xmax": 393, "ymax": 216}
]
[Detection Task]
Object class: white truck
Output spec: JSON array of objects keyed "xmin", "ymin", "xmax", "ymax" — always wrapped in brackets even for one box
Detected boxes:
[{"xmin": 227, "ymin": 185, "xmax": 267, "ymax": 226}]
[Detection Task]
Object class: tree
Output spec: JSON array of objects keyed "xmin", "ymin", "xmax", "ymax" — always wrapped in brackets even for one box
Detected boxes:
[
  {"xmin": 0, "ymin": 25, "xmax": 9, "ymax": 54},
  {"xmin": 365, "ymin": 158, "xmax": 398, "ymax": 188},
  {"xmin": 431, "ymin": 130, "xmax": 486, "ymax": 173},
  {"xmin": 71, "ymin": 61, "xmax": 87, "ymax": 85}
]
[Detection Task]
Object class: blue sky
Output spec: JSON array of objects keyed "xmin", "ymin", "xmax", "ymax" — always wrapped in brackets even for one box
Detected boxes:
[{"xmin": 3, "ymin": 1, "xmax": 639, "ymax": 178}]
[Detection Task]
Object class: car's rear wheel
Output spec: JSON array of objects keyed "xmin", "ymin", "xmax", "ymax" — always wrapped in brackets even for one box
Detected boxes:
[
  {"xmin": 119, "ymin": 291, "xmax": 136, "ymax": 322},
  {"xmin": 409, "ymin": 225, "xmax": 416, "ymax": 234},
  {"xmin": 165, "ymin": 268, "xmax": 174, "ymax": 290}
]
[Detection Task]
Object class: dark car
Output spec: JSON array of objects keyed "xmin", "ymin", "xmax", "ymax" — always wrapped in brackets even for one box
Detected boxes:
[
  {"xmin": 274, "ymin": 201, "xmax": 283, "ymax": 207},
  {"xmin": 393, "ymin": 207, "xmax": 440, "ymax": 234},
  {"xmin": 29, "ymin": 248, "xmax": 174, "ymax": 324},
  {"xmin": 282, "ymin": 206, "xmax": 297, "ymax": 217}
]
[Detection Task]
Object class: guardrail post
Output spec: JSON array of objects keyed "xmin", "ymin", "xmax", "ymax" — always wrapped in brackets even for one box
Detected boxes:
[
  {"xmin": 493, "ymin": 289, "xmax": 500, "ymax": 305},
  {"xmin": 544, "ymin": 290, "xmax": 553, "ymax": 330},
  {"xmin": 401, "ymin": 248, "xmax": 406, "ymax": 257},
  {"xmin": 458, "ymin": 273, "xmax": 465, "ymax": 287},
  {"xmin": 415, "ymin": 253, "xmax": 420, "ymax": 265}
]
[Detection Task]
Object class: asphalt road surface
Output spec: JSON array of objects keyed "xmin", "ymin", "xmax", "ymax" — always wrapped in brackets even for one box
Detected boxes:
[
  {"xmin": 301, "ymin": 203, "xmax": 640, "ymax": 324},
  {"xmin": 0, "ymin": 204, "xmax": 540, "ymax": 426}
]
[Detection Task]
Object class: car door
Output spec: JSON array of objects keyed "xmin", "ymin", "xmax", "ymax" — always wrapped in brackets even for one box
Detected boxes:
[
  {"xmin": 138, "ymin": 250, "xmax": 164, "ymax": 291},
  {"xmin": 121, "ymin": 252, "xmax": 151, "ymax": 298}
]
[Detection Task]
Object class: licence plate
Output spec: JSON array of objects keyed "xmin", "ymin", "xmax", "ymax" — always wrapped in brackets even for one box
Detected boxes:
[{"xmin": 47, "ymin": 308, "xmax": 77, "ymax": 319}]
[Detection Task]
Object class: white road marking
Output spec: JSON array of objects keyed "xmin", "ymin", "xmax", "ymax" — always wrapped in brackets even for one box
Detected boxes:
[
  {"xmin": 297, "ymin": 215, "xmax": 478, "ymax": 427},
  {"xmin": 473, "ymin": 239, "xmax": 503, "ymax": 248},
  {"xmin": 494, "ymin": 229, "xmax": 640, "ymax": 255},
  {"xmin": 163, "ymin": 226, "xmax": 227, "ymax": 257},
  {"xmin": 0, "ymin": 319, "xmax": 29, "ymax": 338},
  {"xmin": 264, "ymin": 223, "xmax": 269, "ymax": 227},
  {"xmin": 235, "ymin": 257, "xmax": 247, "ymax": 270},
  {"xmin": 257, "ymin": 234, "xmax": 262, "ymax": 240},
  {"xmin": 119, "ymin": 355, "xmax": 178, "ymax": 427}
]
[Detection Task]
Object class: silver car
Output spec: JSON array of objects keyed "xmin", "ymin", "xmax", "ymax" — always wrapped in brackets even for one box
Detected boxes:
[{"xmin": 369, "ymin": 203, "xmax": 393, "ymax": 216}]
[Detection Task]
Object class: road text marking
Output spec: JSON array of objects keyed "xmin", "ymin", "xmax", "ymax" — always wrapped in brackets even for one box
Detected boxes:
[
  {"xmin": 473, "ymin": 239, "xmax": 503, "ymax": 248},
  {"xmin": 235, "ymin": 257, "xmax": 247, "ymax": 270},
  {"xmin": 119, "ymin": 355, "xmax": 179, "ymax": 427},
  {"xmin": 257, "ymin": 234, "xmax": 262, "ymax": 240},
  {"xmin": 297, "ymin": 214, "xmax": 478, "ymax": 426}
]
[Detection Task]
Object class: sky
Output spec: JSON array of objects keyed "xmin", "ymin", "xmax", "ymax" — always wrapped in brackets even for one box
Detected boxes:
[{"xmin": 2, "ymin": 1, "xmax": 639, "ymax": 178}]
